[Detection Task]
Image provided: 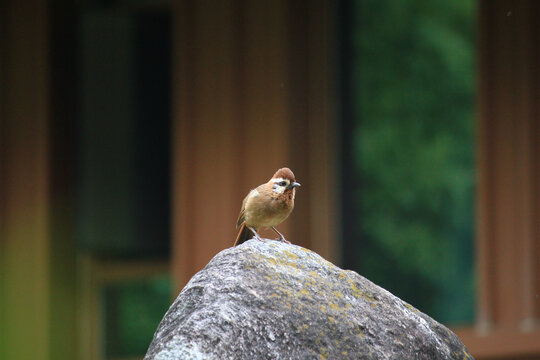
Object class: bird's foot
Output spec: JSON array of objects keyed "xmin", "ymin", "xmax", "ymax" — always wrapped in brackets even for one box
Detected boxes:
[
  {"xmin": 274, "ymin": 235, "xmax": 291, "ymax": 244},
  {"xmin": 254, "ymin": 235, "xmax": 266, "ymax": 242},
  {"xmin": 271, "ymin": 226, "xmax": 290, "ymax": 244},
  {"xmin": 276, "ymin": 237, "xmax": 291, "ymax": 244},
  {"xmin": 248, "ymin": 226, "xmax": 265, "ymax": 242}
]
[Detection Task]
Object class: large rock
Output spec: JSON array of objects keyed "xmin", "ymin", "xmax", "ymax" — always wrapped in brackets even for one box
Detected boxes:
[{"xmin": 144, "ymin": 239, "xmax": 473, "ymax": 360}]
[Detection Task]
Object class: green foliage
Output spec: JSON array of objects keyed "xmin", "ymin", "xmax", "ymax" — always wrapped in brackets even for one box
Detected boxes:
[
  {"xmin": 349, "ymin": 0, "xmax": 475, "ymax": 324},
  {"xmin": 104, "ymin": 276, "xmax": 171, "ymax": 358}
]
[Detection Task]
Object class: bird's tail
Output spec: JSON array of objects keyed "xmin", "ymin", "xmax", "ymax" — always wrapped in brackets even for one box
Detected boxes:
[{"xmin": 234, "ymin": 222, "xmax": 253, "ymax": 246}]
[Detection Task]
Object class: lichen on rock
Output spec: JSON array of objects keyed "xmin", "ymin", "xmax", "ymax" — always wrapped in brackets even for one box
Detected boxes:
[{"xmin": 144, "ymin": 239, "xmax": 473, "ymax": 360}]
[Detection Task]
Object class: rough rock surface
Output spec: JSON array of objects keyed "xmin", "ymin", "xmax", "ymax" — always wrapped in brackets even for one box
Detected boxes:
[{"xmin": 144, "ymin": 239, "xmax": 473, "ymax": 360}]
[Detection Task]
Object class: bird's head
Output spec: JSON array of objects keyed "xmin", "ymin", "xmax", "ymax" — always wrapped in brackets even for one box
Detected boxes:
[{"xmin": 270, "ymin": 167, "xmax": 301, "ymax": 194}]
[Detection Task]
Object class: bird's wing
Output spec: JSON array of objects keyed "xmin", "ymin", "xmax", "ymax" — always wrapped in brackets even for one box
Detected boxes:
[{"xmin": 236, "ymin": 193, "xmax": 249, "ymax": 228}]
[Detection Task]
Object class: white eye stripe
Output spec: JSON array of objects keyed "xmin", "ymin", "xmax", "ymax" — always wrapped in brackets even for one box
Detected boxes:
[
  {"xmin": 272, "ymin": 178, "xmax": 291, "ymax": 193},
  {"xmin": 272, "ymin": 178, "xmax": 291, "ymax": 186}
]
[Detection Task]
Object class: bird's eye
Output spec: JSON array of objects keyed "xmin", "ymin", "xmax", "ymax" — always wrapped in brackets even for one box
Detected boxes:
[{"xmin": 279, "ymin": 181, "xmax": 287, "ymax": 187}]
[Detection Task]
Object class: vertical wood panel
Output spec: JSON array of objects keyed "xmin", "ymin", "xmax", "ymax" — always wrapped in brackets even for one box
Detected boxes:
[
  {"xmin": 286, "ymin": 0, "xmax": 311, "ymax": 250},
  {"xmin": 0, "ymin": 0, "xmax": 7, "ymax": 354},
  {"xmin": 172, "ymin": 0, "xmax": 338, "ymax": 289},
  {"xmin": 479, "ymin": 0, "xmax": 540, "ymax": 330},
  {"xmin": 512, "ymin": 0, "xmax": 537, "ymax": 331},
  {"xmin": 173, "ymin": 0, "xmax": 249, "ymax": 288},
  {"xmin": 491, "ymin": 0, "xmax": 518, "ymax": 327},
  {"xmin": 1, "ymin": 1, "xmax": 79, "ymax": 359},
  {"xmin": 189, "ymin": 0, "xmax": 224, "ymax": 271},
  {"xmin": 464, "ymin": 1, "xmax": 540, "ymax": 357},
  {"xmin": 1, "ymin": 0, "xmax": 51, "ymax": 359},
  {"xmin": 533, "ymin": 2, "xmax": 540, "ymax": 329},
  {"xmin": 476, "ymin": 0, "xmax": 495, "ymax": 331},
  {"xmin": 242, "ymin": 0, "xmax": 292, "ymax": 242},
  {"xmin": 286, "ymin": 0, "xmax": 339, "ymax": 261},
  {"xmin": 306, "ymin": 0, "xmax": 339, "ymax": 263},
  {"xmin": 172, "ymin": 0, "xmax": 195, "ymax": 290}
]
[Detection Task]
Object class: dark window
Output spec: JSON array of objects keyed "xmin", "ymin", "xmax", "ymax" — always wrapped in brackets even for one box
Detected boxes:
[
  {"xmin": 78, "ymin": 8, "xmax": 171, "ymax": 258},
  {"xmin": 76, "ymin": 3, "xmax": 172, "ymax": 358}
]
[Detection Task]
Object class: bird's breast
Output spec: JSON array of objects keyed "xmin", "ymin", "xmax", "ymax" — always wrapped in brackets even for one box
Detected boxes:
[{"xmin": 243, "ymin": 189, "xmax": 294, "ymax": 228}]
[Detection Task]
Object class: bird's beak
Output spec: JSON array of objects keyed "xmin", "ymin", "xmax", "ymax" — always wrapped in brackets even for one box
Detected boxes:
[{"xmin": 288, "ymin": 181, "xmax": 301, "ymax": 189}]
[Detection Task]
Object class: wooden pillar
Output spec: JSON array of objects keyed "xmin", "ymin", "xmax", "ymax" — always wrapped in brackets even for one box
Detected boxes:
[
  {"xmin": 294, "ymin": 0, "xmax": 339, "ymax": 263},
  {"xmin": 171, "ymin": 0, "xmax": 338, "ymax": 291},
  {"xmin": 172, "ymin": 0, "xmax": 247, "ymax": 289},
  {"xmin": 0, "ymin": 1, "xmax": 51, "ymax": 359},
  {"xmin": 0, "ymin": 1, "xmax": 78, "ymax": 359},
  {"xmin": 455, "ymin": 1, "xmax": 540, "ymax": 358},
  {"xmin": 477, "ymin": 0, "xmax": 539, "ymax": 332}
]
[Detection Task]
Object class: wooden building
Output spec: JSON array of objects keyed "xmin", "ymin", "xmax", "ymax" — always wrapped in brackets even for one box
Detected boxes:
[{"xmin": 1, "ymin": 0, "xmax": 539, "ymax": 359}]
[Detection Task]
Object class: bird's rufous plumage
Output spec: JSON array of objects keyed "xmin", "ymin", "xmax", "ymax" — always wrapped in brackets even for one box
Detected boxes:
[{"xmin": 234, "ymin": 168, "xmax": 300, "ymax": 246}]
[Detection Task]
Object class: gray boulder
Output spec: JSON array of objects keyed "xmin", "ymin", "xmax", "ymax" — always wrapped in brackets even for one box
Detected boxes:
[{"xmin": 144, "ymin": 239, "xmax": 473, "ymax": 360}]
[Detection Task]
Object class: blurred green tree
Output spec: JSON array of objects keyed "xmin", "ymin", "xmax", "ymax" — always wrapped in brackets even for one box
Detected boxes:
[
  {"xmin": 347, "ymin": 0, "xmax": 475, "ymax": 324},
  {"xmin": 104, "ymin": 276, "xmax": 171, "ymax": 358}
]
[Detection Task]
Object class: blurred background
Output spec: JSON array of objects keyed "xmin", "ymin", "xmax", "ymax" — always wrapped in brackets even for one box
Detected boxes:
[{"xmin": 1, "ymin": 0, "xmax": 539, "ymax": 359}]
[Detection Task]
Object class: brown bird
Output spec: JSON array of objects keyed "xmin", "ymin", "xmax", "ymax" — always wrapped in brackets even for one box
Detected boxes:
[{"xmin": 233, "ymin": 168, "xmax": 301, "ymax": 246}]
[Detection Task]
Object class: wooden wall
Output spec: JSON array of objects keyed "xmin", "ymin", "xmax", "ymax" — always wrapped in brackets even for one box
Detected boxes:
[
  {"xmin": 454, "ymin": 1, "xmax": 540, "ymax": 358},
  {"xmin": 1, "ymin": 1, "xmax": 338, "ymax": 358},
  {"xmin": 171, "ymin": 0, "xmax": 339, "ymax": 290},
  {"xmin": 7, "ymin": 0, "xmax": 540, "ymax": 359}
]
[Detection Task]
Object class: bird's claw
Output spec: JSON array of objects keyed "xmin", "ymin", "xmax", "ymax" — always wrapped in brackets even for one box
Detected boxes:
[{"xmin": 276, "ymin": 237, "xmax": 291, "ymax": 244}]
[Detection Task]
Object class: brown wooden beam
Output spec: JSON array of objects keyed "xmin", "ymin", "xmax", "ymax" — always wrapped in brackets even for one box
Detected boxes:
[
  {"xmin": 0, "ymin": 1, "xmax": 78, "ymax": 359},
  {"xmin": 466, "ymin": 1, "xmax": 540, "ymax": 358},
  {"xmin": 478, "ymin": 0, "xmax": 540, "ymax": 330},
  {"xmin": 0, "ymin": 0, "xmax": 51, "ymax": 359},
  {"xmin": 455, "ymin": 327, "xmax": 540, "ymax": 359},
  {"xmin": 171, "ymin": 0, "xmax": 339, "ymax": 291}
]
